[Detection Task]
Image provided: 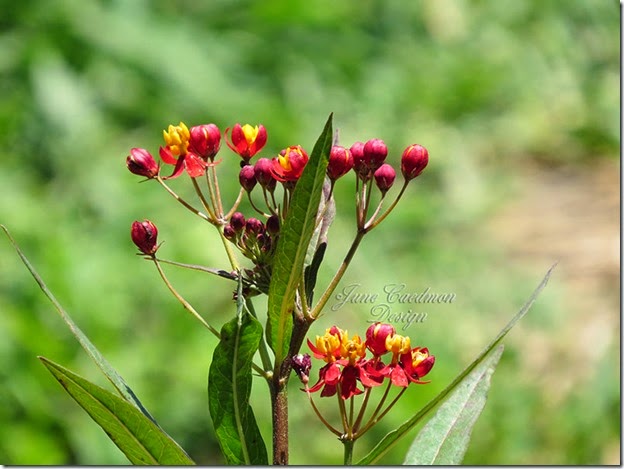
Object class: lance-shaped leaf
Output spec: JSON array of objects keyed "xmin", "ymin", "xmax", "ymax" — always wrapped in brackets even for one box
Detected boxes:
[
  {"xmin": 39, "ymin": 357, "xmax": 194, "ymax": 465},
  {"xmin": 403, "ymin": 345, "xmax": 504, "ymax": 465},
  {"xmin": 208, "ymin": 278, "xmax": 267, "ymax": 465},
  {"xmin": 2, "ymin": 225, "xmax": 155, "ymax": 421},
  {"xmin": 356, "ymin": 265, "xmax": 555, "ymax": 465},
  {"xmin": 266, "ymin": 114, "xmax": 333, "ymax": 365}
]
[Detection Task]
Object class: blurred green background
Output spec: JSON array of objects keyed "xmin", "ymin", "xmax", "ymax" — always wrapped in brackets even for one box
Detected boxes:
[{"xmin": 0, "ymin": 0, "xmax": 619, "ymax": 465}]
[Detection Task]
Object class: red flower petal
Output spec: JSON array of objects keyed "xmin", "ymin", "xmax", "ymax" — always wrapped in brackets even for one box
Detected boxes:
[
  {"xmin": 390, "ymin": 366, "xmax": 409, "ymax": 387},
  {"xmin": 184, "ymin": 152, "xmax": 207, "ymax": 178},
  {"xmin": 159, "ymin": 146, "xmax": 178, "ymax": 165}
]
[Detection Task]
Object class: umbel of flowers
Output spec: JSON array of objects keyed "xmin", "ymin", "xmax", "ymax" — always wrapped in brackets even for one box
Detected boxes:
[
  {"xmin": 292, "ymin": 322, "xmax": 434, "ymax": 450},
  {"xmin": 125, "ymin": 118, "xmax": 430, "ymax": 464}
]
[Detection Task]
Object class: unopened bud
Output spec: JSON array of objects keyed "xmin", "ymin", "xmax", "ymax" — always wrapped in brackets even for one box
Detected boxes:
[
  {"xmin": 230, "ymin": 212, "xmax": 246, "ymax": 232},
  {"xmin": 189, "ymin": 124, "xmax": 221, "ymax": 161},
  {"xmin": 365, "ymin": 322, "xmax": 396, "ymax": 356},
  {"xmin": 223, "ymin": 224, "xmax": 237, "ymax": 241},
  {"xmin": 327, "ymin": 145, "xmax": 353, "ymax": 181},
  {"xmin": 266, "ymin": 214, "xmax": 280, "ymax": 235},
  {"xmin": 239, "ymin": 165, "xmax": 257, "ymax": 192},
  {"xmin": 363, "ymin": 139, "xmax": 388, "ymax": 172},
  {"xmin": 292, "ymin": 353, "xmax": 312, "ymax": 384},
  {"xmin": 126, "ymin": 148, "xmax": 159, "ymax": 179},
  {"xmin": 374, "ymin": 163, "xmax": 396, "ymax": 194},
  {"xmin": 245, "ymin": 218, "xmax": 264, "ymax": 234},
  {"xmin": 131, "ymin": 220, "xmax": 159, "ymax": 255},
  {"xmin": 401, "ymin": 144, "xmax": 428, "ymax": 180},
  {"xmin": 254, "ymin": 158, "xmax": 276, "ymax": 190}
]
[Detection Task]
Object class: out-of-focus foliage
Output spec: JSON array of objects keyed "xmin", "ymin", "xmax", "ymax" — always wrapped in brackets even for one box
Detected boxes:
[{"xmin": 0, "ymin": 0, "xmax": 618, "ymax": 465}]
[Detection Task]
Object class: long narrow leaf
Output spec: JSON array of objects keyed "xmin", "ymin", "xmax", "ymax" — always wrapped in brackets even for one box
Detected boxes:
[
  {"xmin": 208, "ymin": 277, "xmax": 268, "ymax": 465},
  {"xmin": 356, "ymin": 265, "xmax": 555, "ymax": 465},
  {"xmin": 266, "ymin": 114, "xmax": 333, "ymax": 365},
  {"xmin": 2, "ymin": 225, "xmax": 155, "ymax": 421},
  {"xmin": 403, "ymin": 345, "xmax": 504, "ymax": 465},
  {"xmin": 39, "ymin": 357, "xmax": 194, "ymax": 465}
]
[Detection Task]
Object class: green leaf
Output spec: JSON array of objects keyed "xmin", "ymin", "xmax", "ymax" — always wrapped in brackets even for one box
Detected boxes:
[
  {"xmin": 266, "ymin": 114, "xmax": 333, "ymax": 365},
  {"xmin": 39, "ymin": 357, "xmax": 194, "ymax": 465},
  {"xmin": 403, "ymin": 345, "xmax": 504, "ymax": 465},
  {"xmin": 208, "ymin": 277, "xmax": 268, "ymax": 465},
  {"xmin": 356, "ymin": 265, "xmax": 555, "ymax": 465},
  {"xmin": 1, "ymin": 225, "xmax": 155, "ymax": 421}
]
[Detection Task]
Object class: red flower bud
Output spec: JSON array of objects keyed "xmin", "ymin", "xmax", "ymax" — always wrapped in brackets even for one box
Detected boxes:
[
  {"xmin": 126, "ymin": 148, "xmax": 159, "ymax": 179},
  {"xmin": 225, "ymin": 123, "xmax": 267, "ymax": 160},
  {"xmin": 254, "ymin": 158, "xmax": 276, "ymax": 190},
  {"xmin": 292, "ymin": 353, "xmax": 312, "ymax": 384},
  {"xmin": 245, "ymin": 217, "xmax": 264, "ymax": 234},
  {"xmin": 239, "ymin": 164, "xmax": 257, "ymax": 192},
  {"xmin": 230, "ymin": 212, "xmax": 246, "ymax": 232},
  {"xmin": 272, "ymin": 145, "xmax": 309, "ymax": 182},
  {"xmin": 189, "ymin": 124, "xmax": 221, "ymax": 161},
  {"xmin": 401, "ymin": 144, "xmax": 428, "ymax": 180},
  {"xmin": 223, "ymin": 224, "xmax": 236, "ymax": 241},
  {"xmin": 374, "ymin": 163, "xmax": 396, "ymax": 194},
  {"xmin": 350, "ymin": 142, "xmax": 366, "ymax": 177},
  {"xmin": 365, "ymin": 322, "xmax": 396, "ymax": 356},
  {"xmin": 363, "ymin": 139, "xmax": 388, "ymax": 172},
  {"xmin": 266, "ymin": 214, "xmax": 280, "ymax": 235},
  {"xmin": 131, "ymin": 220, "xmax": 159, "ymax": 255},
  {"xmin": 327, "ymin": 145, "xmax": 353, "ymax": 180}
]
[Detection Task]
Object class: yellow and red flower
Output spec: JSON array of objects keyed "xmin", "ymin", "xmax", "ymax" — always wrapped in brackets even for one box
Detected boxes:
[
  {"xmin": 159, "ymin": 122, "xmax": 208, "ymax": 178},
  {"xmin": 225, "ymin": 123, "xmax": 267, "ymax": 160},
  {"xmin": 272, "ymin": 145, "xmax": 308, "ymax": 182},
  {"xmin": 307, "ymin": 327, "xmax": 385, "ymax": 399},
  {"xmin": 305, "ymin": 323, "xmax": 435, "ymax": 399}
]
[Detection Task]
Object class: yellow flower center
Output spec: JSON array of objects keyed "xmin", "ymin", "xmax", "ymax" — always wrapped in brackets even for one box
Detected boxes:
[
  {"xmin": 163, "ymin": 122, "xmax": 190, "ymax": 157},
  {"xmin": 241, "ymin": 124, "xmax": 259, "ymax": 145},
  {"xmin": 386, "ymin": 334, "xmax": 411, "ymax": 356},
  {"xmin": 412, "ymin": 348, "xmax": 428, "ymax": 367},
  {"xmin": 315, "ymin": 328, "xmax": 345, "ymax": 363},
  {"xmin": 278, "ymin": 154, "xmax": 293, "ymax": 171},
  {"xmin": 341, "ymin": 335, "xmax": 366, "ymax": 365}
]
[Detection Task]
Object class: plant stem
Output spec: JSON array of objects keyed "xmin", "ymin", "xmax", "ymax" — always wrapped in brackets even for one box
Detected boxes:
[
  {"xmin": 224, "ymin": 188, "xmax": 245, "ymax": 219},
  {"xmin": 151, "ymin": 257, "xmax": 220, "ymax": 337},
  {"xmin": 191, "ymin": 177, "xmax": 217, "ymax": 221},
  {"xmin": 156, "ymin": 176, "xmax": 212, "ymax": 223},
  {"xmin": 310, "ymin": 230, "xmax": 365, "ymax": 319},
  {"xmin": 343, "ymin": 438, "xmax": 355, "ymax": 465},
  {"xmin": 217, "ymin": 224, "xmax": 240, "ymax": 271},
  {"xmin": 364, "ymin": 179, "xmax": 409, "ymax": 231},
  {"xmin": 270, "ymin": 376, "xmax": 289, "ymax": 465}
]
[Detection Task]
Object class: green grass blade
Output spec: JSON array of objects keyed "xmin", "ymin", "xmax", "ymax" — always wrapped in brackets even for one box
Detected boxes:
[
  {"xmin": 207, "ymin": 276, "xmax": 268, "ymax": 465},
  {"xmin": 266, "ymin": 114, "xmax": 333, "ymax": 366},
  {"xmin": 39, "ymin": 357, "xmax": 194, "ymax": 465},
  {"xmin": 356, "ymin": 265, "xmax": 555, "ymax": 465},
  {"xmin": 403, "ymin": 345, "xmax": 504, "ymax": 465},
  {"xmin": 2, "ymin": 224, "xmax": 156, "ymax": 421}
]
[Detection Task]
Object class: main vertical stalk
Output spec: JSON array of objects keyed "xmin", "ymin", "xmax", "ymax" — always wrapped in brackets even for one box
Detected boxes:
[{"xmin": 271, "ymin": 377, "xmax": 289, "ymax": 465}]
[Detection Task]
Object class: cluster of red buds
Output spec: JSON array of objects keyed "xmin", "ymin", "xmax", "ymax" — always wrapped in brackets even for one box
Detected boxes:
[
  {"xmin": 126, "ymin": 120, "xmax": 429, "ymax": 295},
  {"xmin": 293, "ymin": 322, "xmax": 434, "ymax": 441}
]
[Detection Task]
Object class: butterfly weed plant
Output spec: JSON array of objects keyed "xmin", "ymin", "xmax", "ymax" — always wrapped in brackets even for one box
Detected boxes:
[{"xmin": 4, "ymin": 114, "xmax": 553, "ymax": 465}]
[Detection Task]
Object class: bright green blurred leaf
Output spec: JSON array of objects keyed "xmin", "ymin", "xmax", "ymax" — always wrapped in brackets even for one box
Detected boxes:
[
  {"xmin": 208, "ymin": 283, "xmax": 267, "ymax": 465},
  {"xmin": 356, "ymin": 265, "xmax": 555, "ymax": 465},
  {"xmin": 266, "ymin": 113, "xmax": 333, "ymax": 365},
  {"xmin": 403, "ymin": 345, "xmax": 504, "ymax": 465},
  {"xmin": 39, "ymin": 357, "xmax": 194, "ymax": 465}
]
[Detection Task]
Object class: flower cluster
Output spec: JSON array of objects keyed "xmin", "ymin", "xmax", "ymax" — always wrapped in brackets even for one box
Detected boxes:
[
  {"xmin": 296, "ymin": 322, "xmax": 434, "ymax": 442},
  {"xmin": 126, "ymin": 120, "xmax": 429, "ymax": 297},
  {"xmin": 305, "ymin": 323, "xmax": 434, "ymax": 399}
]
